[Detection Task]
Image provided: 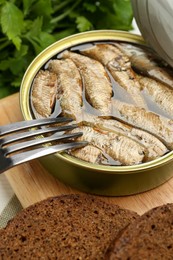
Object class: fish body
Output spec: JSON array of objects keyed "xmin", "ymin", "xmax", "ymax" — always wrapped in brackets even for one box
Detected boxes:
[
  {"xmin": 83, "ymin": 113, "xmax": 168, "ymax": 161},
  {"xmin": 81, "ymin": 43, "xmax": 128, "ymax": 66},
  {"xmin": 107, "ymin": 61, "xmax": 146, "ymax": 108},
  {"xmin": 139, "ymin": 76, "xmax": 173, "ymax": 117},
  {"xmin": 112, "ymin": 99, "xmax": 173, "ymax": 149},
  {"xmin": 82, "ymin": 44, "xmax": 146, "ymax": 108},
  {"xmin": 116, "ymin": 42, "xmax": 173, "ymax": 88},
  {"xmin": 71, "ymin": 125, "xmax": 146, "ymax": 166},
  {"xmin": 32, "ymin": 70, "xmax": 57, "ymax": 118},
  {"xmin": 130, "ymin": 54, "xmax": 173, "ymax": 88},
  {"xmin": 48, "ymin": 59, "xmax": 83, "ymax": 121},
  {"xmin": 114, "ymin": 42, "xmax": 149, "ymax": 57},
  {"xmin": 70, "ymin": 144, "xmax": 108, "ymax": 164},
  {"xmin": 62, "ymin": 50, "xmax": 112, "ymax": 115}
]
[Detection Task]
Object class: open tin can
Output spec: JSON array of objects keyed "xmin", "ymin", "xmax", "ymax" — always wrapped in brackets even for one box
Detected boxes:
[{"xmin": 20, "ymin": 30, "xmax": 173, "ymax": 196}]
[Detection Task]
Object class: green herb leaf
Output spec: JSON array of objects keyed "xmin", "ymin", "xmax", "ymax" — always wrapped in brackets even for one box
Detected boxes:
[
  {"xmin": 23, "ymin": 0, "xmax": 37, "ymax": 16},
  {"xmin": 39, "ymin": 32, "xmax": 56, "ymax": 49},
  {"xmin": 12, "ymin": 36, "xmax": 22, "ymax": 51},
  {"xmin": 83, "ymin": 3, "xmax": 97, "ymax": 13},
  {"xmin": 0, "ymin": 0, "xmax": 6, "ymax": 5},
  {"xmin": 31, "ymin": 0, "xmax": 53, "ymax": 17},
  {"xmin": 24, "ymin": 17, "xmax": 55, "ymax": 54},
  {"xmin": 76, "ymin": 16, "xmax": 93, "ymax": 32},
  {"xmin": 0, "ymin": 0, "xmax": 134, "ymax": 98},
  {"xmin": 1, "ymin": 2, "xmax": 24, "ymax": 49},
  {"xmin": 25, "ymin": 17, "xmax": 43, "ymax": 38},
  {"xmin": 53, "ymin": 28, "xmax": 76, "ymax": 40}
]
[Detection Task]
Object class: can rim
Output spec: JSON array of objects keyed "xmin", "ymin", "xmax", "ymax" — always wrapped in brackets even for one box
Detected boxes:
[{"xmin": 20, "ymin": 29, "xmax": 173, "ymax": 174}]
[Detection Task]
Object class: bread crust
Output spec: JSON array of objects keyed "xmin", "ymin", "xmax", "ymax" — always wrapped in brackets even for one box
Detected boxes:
[{"xmin": 105, "ymin": 203, "xmax": 173, "ymax": 260}]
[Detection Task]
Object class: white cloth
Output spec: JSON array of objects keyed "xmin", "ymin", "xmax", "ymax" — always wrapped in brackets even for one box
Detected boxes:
[{"xmin": 0, "ymin": 175, "xmax": 14, "ymax": 214}]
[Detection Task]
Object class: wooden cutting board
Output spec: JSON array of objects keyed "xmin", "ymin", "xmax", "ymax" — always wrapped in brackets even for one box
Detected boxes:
[{"xmin": 1, "ymin": 93, "xmax": 173, "ymax": 215}]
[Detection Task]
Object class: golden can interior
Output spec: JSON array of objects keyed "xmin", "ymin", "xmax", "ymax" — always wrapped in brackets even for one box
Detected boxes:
[{"xmin": 29, "ymin": 40, "xmax": 173, "ymax": 167}]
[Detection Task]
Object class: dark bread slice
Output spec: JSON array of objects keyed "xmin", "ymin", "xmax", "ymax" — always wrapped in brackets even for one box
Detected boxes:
[
  {"xmin": 105, "ymin": 203, "xmax": 173, "ymax": 260},
  {"xmin": 0, "ymin": 194, "xmax": 138, "ymax": 260}
]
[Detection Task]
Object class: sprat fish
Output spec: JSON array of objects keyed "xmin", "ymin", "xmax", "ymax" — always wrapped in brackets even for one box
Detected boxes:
[
  {"xmin": 70, "ymin": 144, "xmax": 108, "ymax": 164},
  {"xmin": 71, "ymin": 125, "xmax": 147, "ymax": 166},
  {"xmin": 114, "ymin": 42, "xmax": 149, "ymax": 57},
  {"xmin": 81, "ymin": 43, "xmax": 127, "ymax": 66},
  {"xmin": 61, "ymin": 50, "xmax": 113, "ymax": 115},
  {"xmin": 139, "ymin": 75, "xmax": 173, "ymax": 117},
  {"xmin": 116, "ymin": 42, "xmax": 173, "ymax": 88},
  {"xmin": 48, "ymin": 58, "xmax": 83, "ymax": 121},
  {"xmin": 83, "ymin": 113, "xmax": 168, "ymax": 161},
  {"xmin": 130, "ymin": 54, "xmax": 173, "ymax": 88},
  {"xmin": 82, "ymin": 44, "xmax": 146, "ymax": 109},
  {"xmin": 112, "ymin": 99, "xmax": 173, "ymax": 149},
  {"xmin": 32, "ymin": 70, "xmax": 57, "ymax": 118}
]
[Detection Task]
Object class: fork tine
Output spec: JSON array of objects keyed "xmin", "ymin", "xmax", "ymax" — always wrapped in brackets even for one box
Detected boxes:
[
  {"xmin": 0, "ymin": 124, "xmax": 78, "ymax": 146},
  {"xmin": 0, "ymin": 117, "xmax": 72, "ymax": 136},
  {"xmin": 4, "ymin": 132, "xmax": 83, "ymax": 155},
  {"xmin": 9, "ymin": 141, "xmax": 88, "ymax": 168}
]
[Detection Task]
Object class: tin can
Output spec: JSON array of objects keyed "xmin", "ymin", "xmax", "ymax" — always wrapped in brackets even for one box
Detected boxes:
[
  {"xmin": 20, "ymin": 30, "xmax": 173, "ymax": 196},
  {"xmin": 131, "ymin": 0, "xmax": 173, "ymax": 68}
]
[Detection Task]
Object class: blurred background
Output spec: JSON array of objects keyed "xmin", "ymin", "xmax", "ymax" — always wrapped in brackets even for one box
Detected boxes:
[{"xmin": 0, "ymin": 0, "xmax": 136, "ymax": 99}]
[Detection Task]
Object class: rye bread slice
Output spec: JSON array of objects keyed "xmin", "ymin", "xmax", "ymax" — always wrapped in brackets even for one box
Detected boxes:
[
  {"xmin": 105, "ymin": 203, "xmax": 173, "ymax": 260},
  {"xmin": 0, "ymin": 194, "xmax": 138, "ymax": 260}
]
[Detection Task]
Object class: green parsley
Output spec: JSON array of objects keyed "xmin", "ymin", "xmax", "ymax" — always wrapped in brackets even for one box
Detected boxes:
[{"xmin": 0, "ymin": 0, "xmax": 133, "ymax": 98}]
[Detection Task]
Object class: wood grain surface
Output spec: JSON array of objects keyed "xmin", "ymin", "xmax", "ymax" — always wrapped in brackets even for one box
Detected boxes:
[{"xmin": 1, "ymin": 93, "xmax": 173, "ymax": 215}]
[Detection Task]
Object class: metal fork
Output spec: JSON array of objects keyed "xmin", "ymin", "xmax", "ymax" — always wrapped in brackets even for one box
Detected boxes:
[{"xmin": 0, "ymin": 117, "xmax": 87, "ymax": 174}]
